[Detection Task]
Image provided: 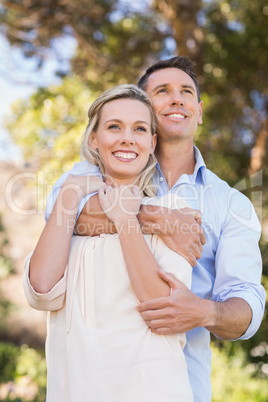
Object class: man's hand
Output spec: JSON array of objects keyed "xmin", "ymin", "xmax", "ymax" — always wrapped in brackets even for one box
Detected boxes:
[
  {"xmin": 76, "ymin": 201, "xmax": 206, "ymax": 264},
  {"xmin": 136, "ymin": 270, "xmax": 207, "ymax": 335},
  {"xmin": 137, "ymin": 270, "xmax": 253, "ymax": 340},
  {"xmin": 63, "ymin": 174, "xmax": 106, "ymax": 200},
  {"xmin": 139, "ymin": 206, "xmax": 206, "ymax": 266}
]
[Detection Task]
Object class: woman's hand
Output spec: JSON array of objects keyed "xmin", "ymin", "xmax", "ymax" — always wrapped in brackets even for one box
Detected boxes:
[
  {"xmin": 98, "ymin": 185, "xmax": 142, "ymax": 224},
  {"xmin": 62, "ymin": 174, "xmax": 106, "ymax": 200}
]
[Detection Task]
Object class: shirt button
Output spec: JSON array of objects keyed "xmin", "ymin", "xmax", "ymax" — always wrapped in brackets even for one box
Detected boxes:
[{"xmin": 160, "ymin": 177, "xmax": 164, "ymax": 182}]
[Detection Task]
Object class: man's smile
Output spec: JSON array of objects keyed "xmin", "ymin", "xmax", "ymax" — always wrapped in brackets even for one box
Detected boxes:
[
  {"xmin": 166, "ymin": 113, "xmax": 187, "ymax": 119},
  {"xmin": 162, "ymin": 109, "xmax": 190, "ymax": 122}
]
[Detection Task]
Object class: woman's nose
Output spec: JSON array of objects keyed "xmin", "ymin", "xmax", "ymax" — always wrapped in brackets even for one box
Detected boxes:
[{"xmin": 119, "ymin": 129, "xmax": 135, "ymax": 145}]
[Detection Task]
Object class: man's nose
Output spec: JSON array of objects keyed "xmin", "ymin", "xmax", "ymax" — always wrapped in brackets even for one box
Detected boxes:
[{"xmin": 170, "ymin": 90, "xmax": 185, "ymax": 106}]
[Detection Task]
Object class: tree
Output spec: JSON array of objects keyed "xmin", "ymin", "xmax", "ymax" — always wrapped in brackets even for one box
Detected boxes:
[
  {"xmin": 2, "ymin": 0, "xmax": 267, "ymax": 181},
  {"xmin": 153, "ymin": 0, "xmax": 204, "ymax": 65},
  {"xmin": 0, "ymin": 0, "xmax": 167, "ymax": 88}
]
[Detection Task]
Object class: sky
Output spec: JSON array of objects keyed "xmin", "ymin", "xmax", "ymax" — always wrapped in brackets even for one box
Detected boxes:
[{"xmin": 0, "ymin": 77, "xmax": 34, "ymax": 161}]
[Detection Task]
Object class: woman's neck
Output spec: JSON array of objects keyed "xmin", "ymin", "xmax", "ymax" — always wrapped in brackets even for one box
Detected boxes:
[{"xmin": 104, "ymin": 175, "xmax": 137, "ymax": 188}]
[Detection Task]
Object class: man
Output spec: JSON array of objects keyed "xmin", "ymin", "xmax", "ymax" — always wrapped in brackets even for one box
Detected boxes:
[{"xmin": 45, "ymin": 56, "xmax": 266, "ymax": 401}]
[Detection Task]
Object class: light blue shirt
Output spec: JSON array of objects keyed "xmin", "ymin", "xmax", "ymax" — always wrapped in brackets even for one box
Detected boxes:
[{"xmin": 45, "ymin": 147, "xmax": 266, "ymax": 402}]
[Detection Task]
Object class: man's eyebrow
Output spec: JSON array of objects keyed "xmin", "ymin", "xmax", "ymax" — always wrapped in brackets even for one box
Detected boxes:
[
  {"xmin": 152, "ymin": 83, "xmax": 196, "ymax": 93},
  {"xmin": 182, "ymin": 84, "xmax": 196, "ymax": 92},
  {"xmin": 152, "ymin": 84, "xmax": 168, "ymax": 92}
]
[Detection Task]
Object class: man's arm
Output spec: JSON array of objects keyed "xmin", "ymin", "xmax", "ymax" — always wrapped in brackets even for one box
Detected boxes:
[
  {"xmin": 137, "ymin": 191, "xmax": 266, "ymax": 340},
  {"xmin": 75, "ymin": 193, "xmax": 116, "ymax": 235},
  {"xmin": 138, "ymin": 204, "xmax": 205, "ymax": 267},
  {"xmin": 136, "ymin": 271, "xmax": 252, "ymax": 340},
  {"xmin": 76, "ymin": 195, "xmax": 206, "ymax": 266},
  {"xmin": 45, "ymin": 161, "xmax": 101, "ymax": 222}
]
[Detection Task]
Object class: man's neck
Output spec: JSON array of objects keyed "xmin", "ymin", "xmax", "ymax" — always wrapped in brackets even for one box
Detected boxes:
[{"xmin": 155, "ymin": 140, "xmax": 196, "ymax": 189}]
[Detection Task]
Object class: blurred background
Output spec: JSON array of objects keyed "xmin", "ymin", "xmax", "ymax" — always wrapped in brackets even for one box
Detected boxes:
[{"xmin": 0, "ymin": 0, "xmax": 267, "ymax": 400}]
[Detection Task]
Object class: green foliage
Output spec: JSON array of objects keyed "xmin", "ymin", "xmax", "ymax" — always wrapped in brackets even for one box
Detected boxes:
[
  {"xmin": 0, "ymin": 342, "xmax": 46, "ymax": 401},
  {"xmin": 0, "ymin": 214, "xmax": 15, "ymax": 329},
  {"xmin": 0, "ymin": 0, "xmax": 167, "ymax": 87},
  {"xmin": 2, "ymin": 0, "xmax": 267, "ymax": 184},
  {"xmin": 211, "ymin": 344, "xmax": 268, "ymax": 401},
  {"xmin": 0, "ymin": 342, "xmax": 18, "ymax": 382},
  {"xmin": 4, "ymin": 76, "xmax": 94, "ymax": 180},
  {"xmin": 0, "ymin": 255, "xmax": 14, "ymax": 280},
  {"xmin": 0, "ymin": 214, "xmax": 14, "ymax": 279},
  {"xmin": 194, "ymin": 0, "xmax": 268, "ymax": 181},
  {"xmin": 1, "ymin": 341, "xmax": 267, "ymax": 401}
]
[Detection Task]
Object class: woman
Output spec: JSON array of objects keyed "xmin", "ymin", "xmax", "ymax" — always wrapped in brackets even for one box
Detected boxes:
[{"xmin": 23, "ymin": 84, "xmax": 193, "ymax": 401}]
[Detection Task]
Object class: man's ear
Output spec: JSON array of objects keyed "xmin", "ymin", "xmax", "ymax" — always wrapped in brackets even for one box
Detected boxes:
[{"xmin": 198, "ymin": 101, "xmax": 204, "ymax": 125}]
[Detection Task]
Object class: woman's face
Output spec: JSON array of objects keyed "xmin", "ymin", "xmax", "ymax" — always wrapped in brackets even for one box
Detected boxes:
[{"xmin": 90, "ymin": 98, "xmax": 157, "ymax": 185}]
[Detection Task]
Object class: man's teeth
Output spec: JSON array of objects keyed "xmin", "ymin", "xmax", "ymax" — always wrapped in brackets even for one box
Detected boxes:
[
  {"xmin": 168, "ymin": 114, "xmax": 186, "ymax": 118},
  {"xmin": 113, "ymin": 152, "xmax": 137, "ymax": 159}
]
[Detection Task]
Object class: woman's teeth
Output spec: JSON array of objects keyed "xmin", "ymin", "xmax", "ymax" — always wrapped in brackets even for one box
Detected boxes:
[{"xmin": 113, "ymin": 152, "xmax": 137, "ymax": 159}]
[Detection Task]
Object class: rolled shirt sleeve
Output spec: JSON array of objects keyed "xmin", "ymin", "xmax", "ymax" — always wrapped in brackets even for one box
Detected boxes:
[
  {"xmin": 45, "ymin": 161, "xmax": 102, "ymax": 222},
  {"xmin": 23, "ymin": 253, "xmax": 67, "ymax": 312},
  {"xmin": 213, "ymin": 188, "xmax": 266, "ymax": 340}
]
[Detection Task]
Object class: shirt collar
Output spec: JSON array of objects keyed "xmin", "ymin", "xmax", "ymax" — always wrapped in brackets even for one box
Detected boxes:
[
  {"xmin": 156, "ymin": 145, "xmax": 207, "ymax": 187},
  {"xmin": 193, "ymin": 146, "xmax": 206, "ymax": 184}
]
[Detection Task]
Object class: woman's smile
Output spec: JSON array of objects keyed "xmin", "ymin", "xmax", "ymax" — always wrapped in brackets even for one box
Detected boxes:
[{"xmin": 112, "ymin": 150, "xmax": 138, "ymax": 161}]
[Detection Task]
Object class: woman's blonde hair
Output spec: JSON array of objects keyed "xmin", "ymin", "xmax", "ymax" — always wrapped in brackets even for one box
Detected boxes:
[{"xmin": 81, "ymin": 84, "xmax": 158, "ymax": 196}]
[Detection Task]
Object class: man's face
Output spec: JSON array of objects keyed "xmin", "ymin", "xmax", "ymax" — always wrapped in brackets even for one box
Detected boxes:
[{"xmin": 145, "ymin": 68, "xmax": 203, "ymax": 143}]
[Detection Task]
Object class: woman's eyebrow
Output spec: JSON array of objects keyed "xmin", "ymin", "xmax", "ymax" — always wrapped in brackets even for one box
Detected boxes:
[
  {"xmin": 104, "ymin": 119, "xmax": 150, "ymax": 126},
  {"xmin": 104, "ymin": 118, "xmax": 122, "ymax": 124},
  {"xmin": 135, "ymin": 120, "xmax": 150, "ymax": 126}
]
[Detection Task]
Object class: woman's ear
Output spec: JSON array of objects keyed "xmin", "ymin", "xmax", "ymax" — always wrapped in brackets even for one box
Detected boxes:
[
  {"xmin": 150, "ymin": 133, "xmax": 157, "ymax": 154},
  {"xmin": 89, "ymin": 132, "xmax": 98, "ymax": 149}
]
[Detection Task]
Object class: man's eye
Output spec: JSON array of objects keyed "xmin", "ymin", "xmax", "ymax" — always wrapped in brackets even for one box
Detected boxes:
[
  {"xmin": 156, "ymin": 88, "xmax": 167, "ymax": 94},
  {"xmin": 182, "ymin": 89, "xmax": 193, "ymax": 95}
]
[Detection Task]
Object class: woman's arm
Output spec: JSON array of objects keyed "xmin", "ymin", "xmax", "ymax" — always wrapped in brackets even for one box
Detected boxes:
[
  {"xmin": 29, "ymin": 175, "xmax": 105, "ymax": 293},
  {"xmin": 116, "ymin": 217, "xmax": 171, "ymax": 302},
  {"xmin": 98, "ymin": 186, "xmax": 170, "ymax": 302}
]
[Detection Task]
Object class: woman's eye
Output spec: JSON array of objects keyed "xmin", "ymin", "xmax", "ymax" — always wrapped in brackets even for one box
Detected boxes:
[
  {"xmin": 108, "ymin": 124, "xmax": 120, "ymax": 129},
  {"xmin": 136, "ymin": 126, "xmax": 147, "ymax": 132}
]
